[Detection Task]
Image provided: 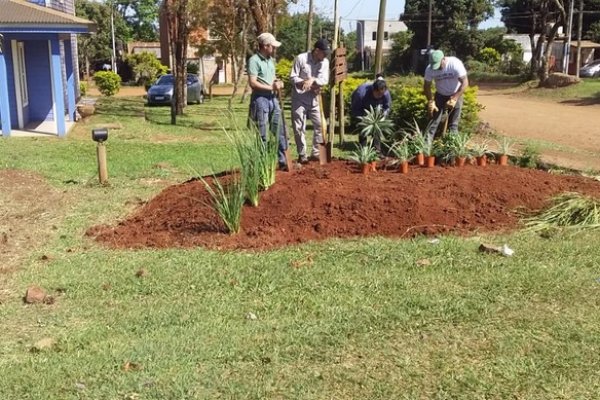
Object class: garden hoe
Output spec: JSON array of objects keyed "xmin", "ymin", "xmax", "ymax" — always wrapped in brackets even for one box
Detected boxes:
[
  {"xmin": 318, "ymin": 94, "xmax": 330, "ymax": 165},
  {"xmin": 277, "ymin": 90, "xmax": 294, "ymax": 172}
]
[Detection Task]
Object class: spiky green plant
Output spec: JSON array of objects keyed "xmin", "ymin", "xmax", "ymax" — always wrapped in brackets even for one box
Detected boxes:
[
  {"xmin": 471, "ymin": 140, "xmax": 490, "ymax": 157},
  {"xmin": 404, "ymin": 119, "xmax": 429, "ymax": 156},
  {"xmin": 200, "ymin": 173, "xmax": 245, "ymax": 234},
  {"xmin": 357, "ymin": 105, "xmax": 395, "ymax": 144},
  {"xmin": 348, "ymin": 141, "xmax": 378, "ymax": 165},
  {"xmin": 257, "ymin": 131, "xmax": 279, "ymax": 191},
  {"xmin": 390, "ymin": 140, "xmax": 411, "ymax": 163},
  {"xmin": 498, "ymin": 136, "xmax": 515, "ymax": 155},
  {"xmin": 524, "ymin": 192, "xmax": 600, "ymax": 233},
  {"xmin": 445, "ymin": 131, "xmax": 472, "ymax": 159},
  {"xmin": 225, "ymin": 124, "xmax": 261, "ymax": 207}
]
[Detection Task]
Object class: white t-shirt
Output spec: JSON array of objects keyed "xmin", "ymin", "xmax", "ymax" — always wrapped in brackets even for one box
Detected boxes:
[{"xmin": 424, "ymin": 56, "xmax": 467, "ymax": 97}]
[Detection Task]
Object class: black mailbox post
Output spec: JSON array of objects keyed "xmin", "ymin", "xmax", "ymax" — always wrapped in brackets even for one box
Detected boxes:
[{"xmin": 92, "ymin": 128, "xmax": 109, "ymax": 184}]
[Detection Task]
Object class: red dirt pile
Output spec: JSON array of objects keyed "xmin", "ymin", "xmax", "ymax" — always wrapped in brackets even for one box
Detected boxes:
[{"xmin": 88, "ymin": 161, "xmax": 600, "ymax": 250}]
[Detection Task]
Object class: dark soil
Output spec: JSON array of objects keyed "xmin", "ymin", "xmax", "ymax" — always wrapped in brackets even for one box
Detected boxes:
[{"xmin": 88, "ymin": 160, "xmax": 600, "ymax": 251}]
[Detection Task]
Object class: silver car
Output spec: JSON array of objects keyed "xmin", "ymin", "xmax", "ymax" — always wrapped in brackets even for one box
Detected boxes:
[
  {"xmin": 147, "ymin": 74, "xmax": 204, "ymax": 105},
  {"xmin": 580, "ymin": 60, "xmax": 600, "ymax": 78}
]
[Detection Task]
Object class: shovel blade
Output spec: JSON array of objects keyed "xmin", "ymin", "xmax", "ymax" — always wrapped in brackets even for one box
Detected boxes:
[
  {"xmin": 326, "ymin": 142, "xmax": 333, "ymax": 163},
  {"xmin": 318, "ymin": 143, "xmax": 328, "ymax": 165},
  {"xmin": 284, "ymin": 148, "xmax": 293, "ymax": 172}
]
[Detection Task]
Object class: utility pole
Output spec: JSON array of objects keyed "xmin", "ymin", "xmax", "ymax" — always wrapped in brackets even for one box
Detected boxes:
[
  {"xmin": 328, "ymin": 0, "xmax": 339, "ymax": 147},
  {"xmin": 563, "ymin": 0, "xmax": 575, "ymax": 74},
  {"xmin": 110, "ymin": 0, "xmax": 117, "ymax": 73},
  {"xmin": 374, "ymin": 0, "xmax": 386, "ymax": 74},
  {"xmin": 306, "ymin": 0, "xmax": 314, "ymax": 51},
  {"xmin": 575, "ymin": 0, "xmax": 584, "ymax": 78},
  {"xmin": 427, "ymin": 0, "xmax": 432, "ymax": 48}
]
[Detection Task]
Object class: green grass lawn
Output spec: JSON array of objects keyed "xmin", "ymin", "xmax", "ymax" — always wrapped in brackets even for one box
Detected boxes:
[
  {"xmin": 1, "ymin": 95, "xmax": 600, "ymax": 399},
  {"xmin": 496, "ymin": 78, "xmax": 600, "ymax": 104}
]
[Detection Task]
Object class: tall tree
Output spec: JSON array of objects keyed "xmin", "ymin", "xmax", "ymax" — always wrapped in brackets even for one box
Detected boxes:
[
  {"xmin": 275, "ymin": 13, "xmax": 337, "ymax": 60},
  {"xmin": 76, "ymin": 0, "xmax": 131, "ymax": 77},
  {"xmin": 497, "ymin": 0, "xmax": 568, "ymax": 82},
  {"xmin": 402, "ymin": 0, "xmax": 495, "ymax": 60},
  {"xmin": 115, "ymin": 0, "xmax": 161, "ymax": 41},
  {"xmin": 164, "ymin": 0, "xmax": 190, "ymax": 122}
]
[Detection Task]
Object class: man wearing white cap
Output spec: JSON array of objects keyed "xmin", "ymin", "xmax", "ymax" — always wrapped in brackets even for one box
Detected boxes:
[
  {"xmin": 248, "ymin": 32, "xmax": 288, "ymax": 170},
  {"xmin": 289, "ymin": 38, "xmax": 331, "ymax": 163},
  {"xmin": 423, "ymin": 49, "xmax": 469, "ymax": 140}
]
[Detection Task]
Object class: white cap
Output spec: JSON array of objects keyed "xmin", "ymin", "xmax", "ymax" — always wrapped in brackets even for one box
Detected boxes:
[{"xmin": 257, "ymin": 32, "xmax": 282, "ymax": 48}]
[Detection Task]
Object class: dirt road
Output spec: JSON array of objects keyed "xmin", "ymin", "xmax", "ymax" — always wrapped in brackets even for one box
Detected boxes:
[{"xmin": 478, "ymin": 87, "xmax": 600, "ymax": 171}]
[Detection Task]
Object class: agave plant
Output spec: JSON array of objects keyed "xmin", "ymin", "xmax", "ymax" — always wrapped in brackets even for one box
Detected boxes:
[
  {"xmin": 471, "ymin": 141, "xmax": 490, "ymax": 158},
  {"xmin": 390, "ymin": 140, "xmax": 412, "ymax": 163},
  {"xmin": 447, "ymin": 131, "xmax": 472, "ymax": 159},
  {"xmin": 348, "ymin": 141, "xmax": 379, "ymax": 165},
  {"xmin": 497, "ymin": 136, "xmax": 514, "ymax": 155},
  {"xmin": 357, "ymin": 105, "xmax": 395, "ymax": 144}
]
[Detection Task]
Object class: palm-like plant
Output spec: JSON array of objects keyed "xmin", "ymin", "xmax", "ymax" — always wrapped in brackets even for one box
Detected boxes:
[
  {"xmin": 390, "ymin": 140, "xmax": 411, "ymax": 163},
  {"xmin": 447, "ymin": 131, "xmax": 472, "ymax": 159},
  {"xmin": 348, "ymin": 141, "xmax": 379, "ymax": 165},
  {"xmin": 357, "ymin": 106, "xmax": 395, "ymax": 144},
  {"xmin": 498, "ymin": 136, "xmax": 514, "ymax": 155}
]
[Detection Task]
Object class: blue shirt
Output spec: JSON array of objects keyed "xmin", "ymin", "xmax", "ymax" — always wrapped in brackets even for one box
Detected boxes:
[{"xmin": 351, "ymin": 82, "xmax": 391, "ymax": 118}]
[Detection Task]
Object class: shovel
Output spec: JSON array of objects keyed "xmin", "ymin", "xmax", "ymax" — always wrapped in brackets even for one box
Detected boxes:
[
  {"xmin": 318, "ymin": 94, "xmax": 330, "ymax": 165},
  {"xmin": 277, "ymin": 90, "xmax": 294, "ymax": 172}
]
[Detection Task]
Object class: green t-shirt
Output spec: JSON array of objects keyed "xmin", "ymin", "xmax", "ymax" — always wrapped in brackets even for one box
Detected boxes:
[{"xmin": 247, "ymin": 52, "xmax": 276, "ymax": 87}]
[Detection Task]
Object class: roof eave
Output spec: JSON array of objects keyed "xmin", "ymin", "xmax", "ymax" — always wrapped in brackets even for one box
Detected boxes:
[{"xmin": 0, "ymin": 24, "xmax": 96, "ymax": 34}]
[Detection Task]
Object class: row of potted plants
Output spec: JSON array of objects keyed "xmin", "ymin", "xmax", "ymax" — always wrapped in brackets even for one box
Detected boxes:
[{"xmin": 349, "ymin": 133, "xmax": 515, "ymax": 175}]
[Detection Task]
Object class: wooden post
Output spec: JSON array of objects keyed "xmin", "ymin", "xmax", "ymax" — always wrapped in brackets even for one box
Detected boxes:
[
  {"xmin": 97, "ymin": 142, "xmax": 108, "ymax": 184},
  {"xmin": 338, "ymin": 81, "xmax": 344, "ymax": 144}
]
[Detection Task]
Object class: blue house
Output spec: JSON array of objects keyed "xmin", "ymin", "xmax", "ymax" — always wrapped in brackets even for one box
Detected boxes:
[{"xmin": 0, "ymin": 0, "xmax": 95, "ymax": 137}]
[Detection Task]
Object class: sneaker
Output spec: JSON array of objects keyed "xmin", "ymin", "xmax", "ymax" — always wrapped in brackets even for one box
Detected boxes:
[
  {"xmin": 309, "ymin": 154, "xmax": 320, "ymax": 162},
  {"xmin": 298, "ymin": 156, "xmax": 309, "ymax": 164},
  {"xmin": 278, "ymin": 162, "xmax": 289, "ymax": 172}
]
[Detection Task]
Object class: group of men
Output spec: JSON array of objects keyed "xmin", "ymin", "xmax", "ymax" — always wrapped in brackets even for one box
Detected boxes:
[{"xmin": 247, "ymin": 32, "xmax": 469, "ymax": 170}]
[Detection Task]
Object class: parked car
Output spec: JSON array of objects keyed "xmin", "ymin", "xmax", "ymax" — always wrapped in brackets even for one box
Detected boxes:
[
  {"xmin": 580, "ymin": 60, "xmax": 600, "ymax": 78},
  {"xmin": 147, "ymin": 74, "xmax": 204, "ymax": 105}
]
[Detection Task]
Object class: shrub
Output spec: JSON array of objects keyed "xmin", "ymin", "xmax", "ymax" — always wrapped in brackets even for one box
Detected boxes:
[
  {"xmin": 124, "ymin": 52, "xmax": 168, "ymax": 88},
  {"xmin": 275, "ymin": 58, "xmax": 293, "ymax": 97},
  {"xmin": 477, "ymin": 47, "xmax": 501, "ymax": 68},
  {"xmin": 518, "ymin": 143, "xmax": 541, "ymax": 168},
  {"xmin": 79, "ymin": 81, "xmax": 88, "ymax": 96},
  {"xmin": 187, "ymin": 62, "xmax": 199, "ymax": 74},
  {"xmin": 92, "ymin": 71, "xmax": 121, "ymax": 96}
]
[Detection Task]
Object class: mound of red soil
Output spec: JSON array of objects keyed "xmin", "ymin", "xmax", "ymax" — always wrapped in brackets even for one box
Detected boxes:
[{"xmin": 88, "ymin": 161, "xmax": 600, "ymax": 250}]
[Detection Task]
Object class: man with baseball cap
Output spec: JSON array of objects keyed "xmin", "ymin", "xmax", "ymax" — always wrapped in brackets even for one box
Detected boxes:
[
  {"xmin": 289, "ymin": 38, "xmax": 331, "ymax": 163},
  {"xmin": 248, "ymin": 32, "xmax": 289, "ymax": 170},
  {"xmin": 423, "ymin": 49, "xmax": 469, "ymax": 140}
]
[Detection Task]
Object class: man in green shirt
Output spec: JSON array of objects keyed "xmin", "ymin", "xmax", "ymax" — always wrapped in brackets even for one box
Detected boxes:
[{"xmin": 247, "ymin": 32, "xmax": 288, "ymax": 170}]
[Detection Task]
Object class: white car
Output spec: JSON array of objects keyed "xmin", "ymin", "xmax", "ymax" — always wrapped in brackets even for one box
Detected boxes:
[{"xmin": 580, "ymin": 60, "xmax": 600, "ymax": 78}]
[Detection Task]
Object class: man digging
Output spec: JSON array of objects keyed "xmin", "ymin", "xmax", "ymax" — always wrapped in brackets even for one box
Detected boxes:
[{"xmin": 423, "ymin": 50, "xmax": 469, "ymax": 141}]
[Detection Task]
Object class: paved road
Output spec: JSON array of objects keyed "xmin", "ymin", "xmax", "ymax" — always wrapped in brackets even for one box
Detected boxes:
[{"xmin": 478, "ymin": 87, "xmax": 600, "ymax": 171}]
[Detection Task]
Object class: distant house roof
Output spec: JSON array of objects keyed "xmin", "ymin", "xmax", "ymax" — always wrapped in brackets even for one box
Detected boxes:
[
  {"xmin": 0, "ymin": 0, "xmax": 95, "ymax": 33},
  {"xmin": 569, "ymin": 40, "xmax": 600, "ymax": 49}
]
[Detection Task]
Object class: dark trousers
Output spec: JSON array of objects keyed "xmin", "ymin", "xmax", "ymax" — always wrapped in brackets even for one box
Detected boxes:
[
  {"xmin": 249, "ymin": 94, "xmax": 288, "ymax": 164},
  {"xmin": 427, "ymin": 92, "xmax": 464, "ymax": 141}
]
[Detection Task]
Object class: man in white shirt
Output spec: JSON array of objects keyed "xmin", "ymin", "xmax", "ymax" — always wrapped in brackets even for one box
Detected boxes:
[
  {"xmin": 423, "ymin": 50, "xmax": 469, "ymax": 140},
  {"xmin": 289, "ymin": 38, "xmax": 331, "ymax": 163}
]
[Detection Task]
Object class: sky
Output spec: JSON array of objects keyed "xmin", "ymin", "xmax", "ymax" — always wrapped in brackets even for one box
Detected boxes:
[{"xmin": 288, "ymin": 0, "xmax": 504, "ymax": 33}]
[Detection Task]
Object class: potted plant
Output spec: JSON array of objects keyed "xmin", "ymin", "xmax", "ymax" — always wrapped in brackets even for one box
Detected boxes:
[
  {"xmin": 422, "ymin": 137, "xmax": 436, "ymax": 168},
  {"xmin": 472, "ymin": 141, "xmax": 490, "ymax": 167},
  {"xmin": 390, "ymin": 140, "xmax": 412, "ymax": 174},
  {"xmin": 349, "ymin": 142, "xmax": 378, "ymax": 174},
  {"xmin": 447, "ymin": 131, "xmax": 472, "ymax": 167},
  {"xmin": 406, "ymin": 119, "xmax": 428, "ymax": 166},
  {"xmin": 357, "ymin": 105, "xmax": 395, "ymax": 148},
  {"xmin": 497, "ymin": 136, "xmax": 514, "ymax": 166}
]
